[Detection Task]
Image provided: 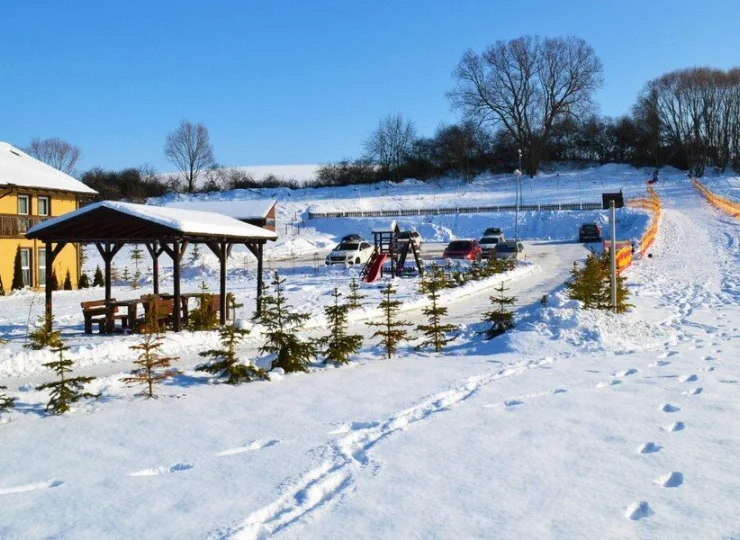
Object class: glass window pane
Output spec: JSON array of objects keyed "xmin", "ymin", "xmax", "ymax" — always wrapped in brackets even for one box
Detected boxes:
[
  {"xmin": 38, "ymin": 197, "xmax": 49, "ymax": 216},
  {"xmin": 18, "ymin": 196, "xmax": 29, "ymax": 215},
  {"xmin": 38, "ymin": 249, "xmax": 46, "ymax": 287},
  {"xmin": 20, "ymin": 249, "xmax": 30, "ymax": 287}
]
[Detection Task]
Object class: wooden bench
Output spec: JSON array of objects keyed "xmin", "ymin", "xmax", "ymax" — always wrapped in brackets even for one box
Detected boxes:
[
  {"xmin": 81, "ymin": 299, "xmax": 129, "ymax": 334},
  {"xmin": 141, "ymin": 298, "xmax": 175, "ymax": 330}
]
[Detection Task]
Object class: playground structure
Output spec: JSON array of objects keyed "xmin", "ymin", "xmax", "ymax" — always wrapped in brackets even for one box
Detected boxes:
[{"xmin": 361, "ymin": 221, "xmax": 424, "ymax": 283}]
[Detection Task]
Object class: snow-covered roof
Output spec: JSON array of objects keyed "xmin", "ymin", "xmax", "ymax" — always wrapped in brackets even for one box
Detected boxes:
[
  {"xmin": 27, "ymin": 200, "xmax": 277, "ymax": 240},
  {"xmin": 0, "ymin": 142, "xmax": 97, "ymax": 195},
  {"xmin": 372, "ymin": 220, "xmax": 399, "ymax": 233},
  {"xmin": 162, "ymin": 199, "xmax": 276, "ymax": 219}
]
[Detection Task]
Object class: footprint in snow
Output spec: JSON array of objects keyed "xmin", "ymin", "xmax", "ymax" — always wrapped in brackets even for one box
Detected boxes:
[
  {"xmin": 596, "ymin": 379, "xmax": 622, "ymax": 388},
  {"xmin": 660, "ymin": 404, "xmax": 681, "ymax": 413},
  {"xmin": 216, "ymin": 439, "xmax": 280, "ymax": 456},
  {"xmin": 702, "ymin": 355, "xmax": 716, "ymax": 362},
  {"xmin": 655, "ymin": 472, "xmax": 683, "ymax": 488},
  {"xmin": 328, "ymin": 421, "xmax": 380, "ymax": 434},
  {"xmin": 683, "ymin": 387, "xmax": 703, "ymax": 396},
  {"xmin": 661, "ymin": 421, "xmax": 686, "ymax": 432},
  {"xmin": 658, "ymin": 351, "xmax": 677, "ymax": 359},
  {"xmin": 504, "ymin": 399, "xmax": 523, "ymax": 407},
  {"xmin": 699, "ymin": 366, "xmax": 715, "ymax": 372},
  {"xmin": 718, "ymin": 379, "xmax": 738, "ymax": 384},
  {"xmin": 678, "ymin": 374, "xmax": 698, "ymax": 383},
  {"xmin": 649, "ymin": 360, "xmax": 671, "ymax": 367},
  {"xmin": 129, "ymin": 463, "xmax": 193, "ymax": 477},
  {"xmin": 638, "ymin": 442, "xmax": 662, "ymax": 454},
  {"xmin": 0, "ymin": 479, "xmax": 63, "ymax": 496},
  {"xmin": 625, "ymin": 501, "xmax": 654, "ymax": 521},
  {"xmin": 615, "ymin": 368, "xmax": 638, "ymax": 377}
]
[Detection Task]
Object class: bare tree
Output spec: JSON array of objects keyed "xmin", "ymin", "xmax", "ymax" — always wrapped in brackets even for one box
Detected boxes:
[
  {"xmin": 163, "ymin": 120, "xmax": 215, "ymax": 193},
  {"xmin": 25, "ymin": 137, "xmax": 82, "ymax": 175},
  {"xmin": 448, "ymin": 36, "xmax": 603, "ymax": 175},
  {"xmin": 363, "ymin": 114, "xmax": 417, "ymax": 181}
]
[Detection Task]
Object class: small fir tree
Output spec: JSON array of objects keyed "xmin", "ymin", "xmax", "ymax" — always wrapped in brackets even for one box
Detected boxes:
[
  {"xmin": 416, "ymin": 264, "xmax": 457, "ymax": 352},
  {"xmin": 481, "ymin": 281, "xmax": 517, "ymax": 339},
  {"xmin": 259, "ymin": 271, "xmax": 316, "ymax": 373},
  {"xmin": 11, "ymin": 245, "xmax": 24, "ymax": 290},
  {"xmin": 567, "ymin": 251, "xmax": 631, "ymax": 313},
  {"xmin": 25, "ymin": 313, "xmax": 62, "ymax": 350},
  {"xmin": 78, "ymin": 272, "xmax": 90, "ymax": 289},
  {"xmin": 93, "ymin": 265, "xmax": 104, "ymax": 287},
  {"xmin": 319, "ymin": 288, "xmax": 363, "ymax": 365},
  {"xmin": 121, "ymin": 266, "xmax": 130, "ymax": 283},
  {"xmin": 188, "ymin": 280, "xmax": 219, "ymax": 331},
  {"xmin": 347, "ymin": 277, "xmax": 367, "ymax": 310},
  {"xmin": 63, "ymin": 270, "xmax": 73, "ymax": 290},
  {"xmin": 188, "ymin": 244, "xmax": 201, "ymax": 265},
  {"xmin": 50, "ymin": 270, "xmax": 59, "ymax": 291},
  {"xmin": 467, "ymin": 259, "xmax": 483, "ymax": 281},
  {"xmin": 37, "ymin": 340, "xmax": 99, "ymax": 414},
  {"xmin": 0, "ymin": 387, "xmax": 15, "ymax": 414},
  {"xmin": 122, "ymin": 318, "xmax": 178, "ymax": 397},
  {"xmin": 110, "ymin": 264, "xmax": 120, "ymax": 282},
  {"xmin": 131, "ymin": 245, "xmax": 144, "ymax": 290},
  {"xmin": 198, "ymin": 296, "xmax": 270, "ymax": 383},
  {"xmin": 0, "ymin": 275, "xmax": 5, "ymax": 296},
  {"xmin": 365, "ymin": 283, "xmax": 412, "ymax": 359}
]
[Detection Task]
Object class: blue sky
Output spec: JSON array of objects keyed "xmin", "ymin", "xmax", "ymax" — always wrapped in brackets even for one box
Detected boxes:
[{"xmin": 1, "ymin": 0, "xmax": 738, "ymax": 172}]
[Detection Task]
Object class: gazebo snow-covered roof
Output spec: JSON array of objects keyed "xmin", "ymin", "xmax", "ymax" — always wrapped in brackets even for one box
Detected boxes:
[
  {"xmin": 27, "ymin": 201, "xmax": 277, "ymax": 331},
  {"xmin": 0, "ymin": 141, "xmax": 97, "ymax": 195},
  {"xmin": 162, "ymin": 199, "xmax": 276, "ymax": 220}
]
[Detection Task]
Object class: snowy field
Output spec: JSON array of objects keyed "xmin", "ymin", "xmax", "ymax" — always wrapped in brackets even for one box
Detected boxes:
[{"xmin": 1, "ymin": 166, "xmax": 740, "ymax": 539}]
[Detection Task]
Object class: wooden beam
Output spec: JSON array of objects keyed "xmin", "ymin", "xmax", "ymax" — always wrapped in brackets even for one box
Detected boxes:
[
  {"xmin": 172, "ymin": 241, "xmax": 182, "ymax": 331},
  {"xmin": 244, "ymin": 242, "xmax": 259, "ymax": 259},
  {"xmin": 256, "ymin": 242, "xmax": 264, "ymax": 316},
  {"xmin": 219, "ymin": 241, "xmax": 228, "ymax": 325},
  {"xmin": 45, "ymin": 241, "xmax": 53, "ymax": 331}
]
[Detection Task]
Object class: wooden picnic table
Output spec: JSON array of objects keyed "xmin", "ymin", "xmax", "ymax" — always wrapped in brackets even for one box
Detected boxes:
[{"xmin": 106, "ymin": 299, "xmax": 146, "ymax": 333}]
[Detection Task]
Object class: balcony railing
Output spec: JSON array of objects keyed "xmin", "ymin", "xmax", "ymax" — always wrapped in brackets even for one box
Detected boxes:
[{"xmin": 0, "ymin": 214, "xmax": 49, "ymax": 238}]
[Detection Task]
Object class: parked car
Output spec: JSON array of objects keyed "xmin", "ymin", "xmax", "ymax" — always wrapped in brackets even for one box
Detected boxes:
[
  {"xmin": 493, "ymin": 241, "xmax": 524, "ymax": 260},
  {"xmin": 443, "ymin": 239, "xmax": 483, "ymax": 261},
  {"xmin": 483, "ymin": 227, "xmax": 504, "ymax": 237},
  {"xmin": 325, "ymin": 241, "xmax": 374, "ymax": 265},
  {"xmin": 479, "ymin": 231, "xmax": 505, "ymax": 256},
  {"xmin": 579, "ymin": 223, "xmax": 602, "ymax": 243},
  {"xmin": 341, "ymin": 233, "xmax": 362, "ymax": 243},
  {"xmin": 398, "ymin": 230, "xmax": 422, "ymax": 249}
]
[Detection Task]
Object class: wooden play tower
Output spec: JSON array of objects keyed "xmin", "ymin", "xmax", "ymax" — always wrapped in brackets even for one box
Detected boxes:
[{"xmin": 361, "ymin": 221, "xmax": 424, "ymax": 282}]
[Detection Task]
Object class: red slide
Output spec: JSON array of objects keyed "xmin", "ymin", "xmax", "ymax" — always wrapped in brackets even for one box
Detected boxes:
[{"xmin": 363, "ymin": 253, "xmax": 388, "ymax": 283}]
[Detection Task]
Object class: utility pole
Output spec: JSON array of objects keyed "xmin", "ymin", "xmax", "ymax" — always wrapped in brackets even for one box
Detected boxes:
[
  {"xmin": 515, "ymin": 148, "xmax": 522, "ymax": 242},
  {"xmin": 610, "ymin": 200, "xmax": 617, "ymax": 314}
]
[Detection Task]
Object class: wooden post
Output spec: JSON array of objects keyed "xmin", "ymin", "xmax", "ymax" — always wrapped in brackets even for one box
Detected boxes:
[
  {"xmin": 104, "ymin": 244, "xmax": 112, "ymax": 303},
  {"xmin": 145, "ymin": 242, "xmax": 160, "ymax": 295},
  {"xmin": 256, "ymin": 242, "xmax": 264, "ymax": 316},
  {"xmin": 45, "ymin": 241, "xmax": 53, "ymax": 331},
  {"xmin": 172, "ymin": 241, "xmax": 181, "ymax": 331},
  {"xmin": 219, "ymin": 241, "xmax": 227, "ymax": 325}
]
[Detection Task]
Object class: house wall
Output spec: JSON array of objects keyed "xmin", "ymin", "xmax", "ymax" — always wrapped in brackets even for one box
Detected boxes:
[{"xmin": 0, "ymin": 189, "xmax": 80, "ymax": 293}]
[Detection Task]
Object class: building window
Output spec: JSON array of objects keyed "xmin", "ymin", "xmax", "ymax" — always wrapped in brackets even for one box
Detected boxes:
[
  {"xmin": 20, "ymin": 248, "xmax": 31, "ymax": 288},
  {"xmin": 17, "ymin": 195, "xmax": 30, "ymax": 216},
  {"xmin": 38, "ymin": 248, "xmax": 46, "ymax": 287},
  {"xmin": 38, "ymin": 196, "xmax": 50, "ymax": 217}
]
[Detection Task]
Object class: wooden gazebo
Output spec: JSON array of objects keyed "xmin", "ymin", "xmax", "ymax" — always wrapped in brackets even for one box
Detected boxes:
[{"xmin": 26, "ymin": 201, "xmax": 277, "ymax": 331}]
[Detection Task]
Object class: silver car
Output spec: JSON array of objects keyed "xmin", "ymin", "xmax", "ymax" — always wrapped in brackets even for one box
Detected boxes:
[{"xmin": 493, "ymin": 241, "xmax": 524, "ymax": 260}]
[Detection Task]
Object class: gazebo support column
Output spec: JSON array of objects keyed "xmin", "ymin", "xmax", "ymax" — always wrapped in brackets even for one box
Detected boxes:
[
  {"xmin": 44, "ymin": 241, "xmax": 67, "ymax": 330},
  {"xmin": 161, "ymin": 240, "xmax": 186, "ymax": 331},
  {"xmin": 145, "ymin": 242, "xmax": 164, "ymax": 295},
  {"xmin": 205, "ymin": 241, "xmax": 229, "ymax": 326},
  {"xmin": 257, "ymin": 242, "xmax": 264, "ymax": 315},
  {"xmin": 95, "ymin": 241, "xmax": 124, "ymax": 304}
]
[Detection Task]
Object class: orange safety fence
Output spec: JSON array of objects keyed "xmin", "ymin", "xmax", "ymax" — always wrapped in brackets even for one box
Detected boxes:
[
  {"xmin": 603, "ymin": 240, "xmax": 633, "ymax": 274},
  {"xmin": 691, "ymin": 178, "xmax": 740, "ymax": 218},
  {"xmin": 626, "ymin": 187, "xmax": 661, "ymax": 258}
]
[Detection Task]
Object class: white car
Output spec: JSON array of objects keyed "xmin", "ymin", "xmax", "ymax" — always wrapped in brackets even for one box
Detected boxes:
[{"xmin": 325, "ymin": 241, "xmax": 374, "ymax": 266}]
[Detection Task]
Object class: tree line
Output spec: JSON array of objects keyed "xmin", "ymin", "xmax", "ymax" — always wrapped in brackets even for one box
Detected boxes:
[{"xmin": 22, "ymin": 36, "xmax": 740, "ymax": 196}]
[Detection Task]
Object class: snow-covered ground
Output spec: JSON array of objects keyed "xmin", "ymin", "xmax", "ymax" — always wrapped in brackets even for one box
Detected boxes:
[{"xmin": 1, "ymin": 166, "xmax": 740, "ymax": 539}]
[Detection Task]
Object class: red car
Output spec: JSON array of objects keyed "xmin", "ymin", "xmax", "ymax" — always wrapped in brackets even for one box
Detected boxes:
[{"xmin": 443, "ymin": 239, "xmax": 483, "ymax": 261}]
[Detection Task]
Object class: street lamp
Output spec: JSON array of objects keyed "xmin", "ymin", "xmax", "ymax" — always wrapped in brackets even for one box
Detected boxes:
[{"xmin": 514, "ymin": 148, "xmax": 522, "ymax": 242}]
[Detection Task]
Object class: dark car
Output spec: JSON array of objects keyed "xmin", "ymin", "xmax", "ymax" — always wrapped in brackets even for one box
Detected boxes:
[
  {"xmin": 443, "ymin": 239, "xmax": 483, "ymax": 261},
  {"xmin": 341, "ymin": 233, "xmax": 362, "ymax": 243},
  {"xmin": 483, "ymin": 227, "xmax": 503, "ymax": 237},
  {"xmin": 579, "ymin": 223, "xmax": 602, "ymax": 243}
]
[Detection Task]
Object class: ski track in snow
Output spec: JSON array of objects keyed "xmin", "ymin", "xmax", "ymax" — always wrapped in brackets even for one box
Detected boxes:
[
  {"xmin": 209, "ymin": 357, "xmax": 555, "ymax": 539},
  {"xmin": 0, "ymin": 479, "xmax": 63, "ymax": 496}
]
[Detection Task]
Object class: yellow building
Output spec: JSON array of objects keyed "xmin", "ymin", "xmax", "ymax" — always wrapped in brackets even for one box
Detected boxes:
[{"xmin": 0, "ymin": 142, "xmax": 97, "ymax": 293}]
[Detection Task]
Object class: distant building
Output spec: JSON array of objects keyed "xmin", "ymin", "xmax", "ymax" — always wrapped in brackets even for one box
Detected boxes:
[
  {"xmin": 0, "ymin": 142, "xmax": 97, "ymax": 292},
  {"xmin": 163, "ymin": 200, "xmax": 277, "ymax": 232}
]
